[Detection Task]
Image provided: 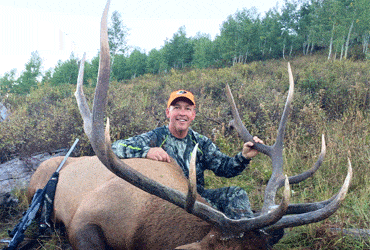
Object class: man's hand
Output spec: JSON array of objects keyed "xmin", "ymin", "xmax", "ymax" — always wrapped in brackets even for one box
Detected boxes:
[
  {"xmin": 146, "ymin": 147, "xmax": 171, "ymax": 163},
  {"xmin": 242, "ymin": 136, "xmax": 264, "ymax": 159}
]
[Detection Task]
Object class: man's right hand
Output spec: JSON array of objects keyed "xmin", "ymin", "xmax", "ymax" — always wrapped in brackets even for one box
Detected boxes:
[{"xmin": 146, "ymin": 147, "xmax": 171, "ymax": 163}]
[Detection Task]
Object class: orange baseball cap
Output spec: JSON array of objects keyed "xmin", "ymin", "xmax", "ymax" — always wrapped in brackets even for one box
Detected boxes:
[{"xmin": 167, "ymin": 90, "xmax": 195, "ymax": 108}]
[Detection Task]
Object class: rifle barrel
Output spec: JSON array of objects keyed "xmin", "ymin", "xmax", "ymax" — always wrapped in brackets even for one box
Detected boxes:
[{"xmin": 56, "ymin": 139, "xmax": 79, "ymax": 173}]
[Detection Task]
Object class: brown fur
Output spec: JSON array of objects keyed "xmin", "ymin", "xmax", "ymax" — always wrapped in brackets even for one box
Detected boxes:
[
  {"xmin": 27, "ymin": 157, "xmax": 253, "ymax": 249},
  {"xmin": 28, "ymin": 156, "xmax": 268, "ymax": 249}
]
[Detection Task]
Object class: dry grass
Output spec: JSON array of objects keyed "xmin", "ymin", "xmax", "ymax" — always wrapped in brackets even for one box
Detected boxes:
[{"xmin": 1, "ymin": 55, "xmax": 369, "ymax": 249}]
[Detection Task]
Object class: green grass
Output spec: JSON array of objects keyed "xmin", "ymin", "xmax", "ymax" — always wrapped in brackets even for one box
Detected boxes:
[{"xmin": 1, "ymin": 54, "xmax": 370, "ymax": 249}]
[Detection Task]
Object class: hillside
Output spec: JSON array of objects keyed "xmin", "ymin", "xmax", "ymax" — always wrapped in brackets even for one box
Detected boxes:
[{"xmin": 1, "ymin": 55, "xmax": 369, "ymax": 249}]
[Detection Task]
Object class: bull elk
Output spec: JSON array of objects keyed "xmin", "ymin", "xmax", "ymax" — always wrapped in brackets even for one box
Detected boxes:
[{"xmin": 28, "ymin": 0, "xmax": 352, "ymax": 249}]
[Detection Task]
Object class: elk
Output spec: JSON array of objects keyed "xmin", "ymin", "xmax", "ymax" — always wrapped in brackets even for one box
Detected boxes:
[{"xmin": 28, "ymin": 0, "xmax": 352, "ymax": 249}]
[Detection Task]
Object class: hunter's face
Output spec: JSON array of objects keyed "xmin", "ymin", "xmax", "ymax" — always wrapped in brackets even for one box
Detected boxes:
[{"xmin": 166, "ymin": 100, "xmax": 196, "ymax": 138}]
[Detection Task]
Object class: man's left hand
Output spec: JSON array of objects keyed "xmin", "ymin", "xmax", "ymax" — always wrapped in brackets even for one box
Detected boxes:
[{"xmin": 242, "ymin": 136, "xmax": 264, "ymax": 159}]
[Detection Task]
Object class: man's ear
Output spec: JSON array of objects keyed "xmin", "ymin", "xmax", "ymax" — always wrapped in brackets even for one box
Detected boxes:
[
  {"xmin": 190, "ymin": 108, "xmax": 196, "ymax": 121},
  {"xmin": 192, "ymin": 108, "xmax": 196, "ymax": 118},
  {"xmin": 166, "ymin": 107, "xmax": 170, "ymax": 118}
]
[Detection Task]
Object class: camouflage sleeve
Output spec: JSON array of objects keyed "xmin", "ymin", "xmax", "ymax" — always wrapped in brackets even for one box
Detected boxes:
[
  {"xmin": 112, "ymin": 130, "xmax": 158, "ymax": 158},
  {"xmin": 201, "ymin": 138, "xmax": 251, "ymax": 178}
]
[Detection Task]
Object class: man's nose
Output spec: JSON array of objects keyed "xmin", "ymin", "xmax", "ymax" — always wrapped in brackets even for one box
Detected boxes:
[{"xmin": 178, "ymin": 108, "xmax": 186, "ymax": 115}]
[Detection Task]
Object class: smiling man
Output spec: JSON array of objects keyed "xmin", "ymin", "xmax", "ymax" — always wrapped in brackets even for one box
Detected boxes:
[{"xmin": 112, "ymin": 89, "xmax": 262, "ymax": 220}]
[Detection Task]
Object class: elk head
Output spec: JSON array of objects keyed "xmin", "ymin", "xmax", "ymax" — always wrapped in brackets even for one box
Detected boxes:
[{"xmin": 75, "ymin": 0, "xmax": 352, "ymax": 247}]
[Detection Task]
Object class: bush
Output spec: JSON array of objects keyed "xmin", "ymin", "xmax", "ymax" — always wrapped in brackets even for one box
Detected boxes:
[{"xmin": 1, "ymin": 55, "xmax": 370, "ymax": 249}]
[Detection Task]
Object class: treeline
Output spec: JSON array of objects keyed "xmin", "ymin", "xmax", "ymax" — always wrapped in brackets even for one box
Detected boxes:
[{"xmin": 1, "ymin": 0, "xmax": 369, "ymax": 94}]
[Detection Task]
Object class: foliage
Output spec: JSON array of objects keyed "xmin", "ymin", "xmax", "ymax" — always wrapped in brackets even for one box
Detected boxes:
[
  {"xmin": 1, "ymin": 54, "xmax": 370, "ymax": 249},
  {"xmin": 50, "ymin": 53, "xmax": 80, "ymax": 86},
  {"xmin": 0, "ymin": 69, "xmax": 17, "ymax": 95},
  {"xmin": 84, "ymin": 54, "xmax": 100, "ymax": 86},
  {"xmin": 11, "ymin": 51, "xmax": 42, "ymax": 95},
  {"xmin": 162, "ymin": 26, "xmax": 194, "ymax": 69},
  {"xmin": 0, "ymin": 83, "xmax": 86, "ymax": 161},
  {"xmin": 108, "ymin": 10, "xmax": 129, "ymax": 57},
  {"xmin": 192, "ymin": 33, "xmax": 218, "ymax": 69},
  {"xmin": 146, "ymin": 48, "xmax": 167, "ymax": 74}
]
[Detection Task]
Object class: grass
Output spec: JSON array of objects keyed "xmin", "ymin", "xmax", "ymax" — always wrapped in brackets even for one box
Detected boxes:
[{"xmin": 1, "ymin": 54, "xmax": 370, "ymax": 249}]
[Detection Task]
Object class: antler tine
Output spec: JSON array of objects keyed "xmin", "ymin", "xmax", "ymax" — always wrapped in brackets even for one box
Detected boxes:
[
  {"xmin": 271, "ymin": 135, "xmax": 328, "ymax": 215},
  {"xmin": 284, "ymin": 134, "xmax": 326, "ymax": 187},
  {"xmin": 266, "ymin": 159, "xmax": 352, "ymax": 231},
  {"xmin": 273, "ymin": 62, "xmax": 294, "ymax": 150},
  {"xmin": 90, "ymin": 0, "xmax": 111, "ymax": 166},
  {"xmin": 186, "ymin": 144, "xmax": 198, "ymax": 213},
  {"xmin": 75, "ymin": 53, "xmax": 92, "ymax": 139},
  {"xmin": 225, "ymin": 84, "xmax": 272, "ymax": 156},
  {"xmin": 261, "ymin": 62, "xmax": 295, "ymax": 213}
]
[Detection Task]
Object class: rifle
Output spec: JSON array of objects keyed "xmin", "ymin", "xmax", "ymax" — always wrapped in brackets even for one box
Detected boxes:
[{"xmin": 4, "ymin": 139, "xmax": 79, "ymax": 250}]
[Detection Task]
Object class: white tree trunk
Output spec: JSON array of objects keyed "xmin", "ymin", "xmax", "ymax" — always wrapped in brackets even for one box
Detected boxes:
[
  {"xmin": 310, "ymin": 42, "xmax": 314, "ymax": 54},
  {"xmin": 362, "ymin": 34, "xmax": 369, "ymax": 54},
  {"xmin": 306, "ymin": 41, "xmax": 310, "ymax": 55},
  {"xmin": 328, "ymin": 38, "xmax": 333, "ymax": 60},
  {"xmin": 328, "ymin": 24, "xmax": 335, "ymax": 60},
  {"xmin": 344, "ymin": 20, "xmax": 354, "ymax": 59}
]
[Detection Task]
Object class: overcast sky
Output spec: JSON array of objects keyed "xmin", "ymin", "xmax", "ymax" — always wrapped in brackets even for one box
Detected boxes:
[{"xmin": 0, "ymin": 0, "xmax": 281, "ymax": 77}]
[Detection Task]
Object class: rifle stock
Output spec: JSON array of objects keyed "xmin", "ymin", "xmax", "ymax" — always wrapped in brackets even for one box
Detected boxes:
[{"xmin": 6, "ymin": 189, "xmax": 45, "ymax": 250}]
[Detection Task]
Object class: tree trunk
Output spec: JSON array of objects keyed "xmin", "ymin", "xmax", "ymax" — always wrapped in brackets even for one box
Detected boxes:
[
  {"xmin": 310, "ymin": 42, "xmax": 314, "ymax": 54},
  {"xmin": 306, "ymin": 41, "xmax": 310, "ymax": 55},
  {"xmin": 362, "ymin": 34, "xmax": 369, "ymax": 54},
  {"xmin": 328, "ymin": 24, "xmax": 335, "ymax": 60},
  {"xmin": 344, "ymin": 20, "xmax": 354, "ymax": 59},
  {"xmin": 328, "ymin": 38, "xmax": 333, "ymax": 60}
]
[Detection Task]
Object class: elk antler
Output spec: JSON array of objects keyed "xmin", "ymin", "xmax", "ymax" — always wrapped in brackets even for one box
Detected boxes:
[
  {"xmin": 225, "ymin": 64, "xmax": 352, "ymax": 230},
  {"xmin": 186, "ymin": 144, "xmax": 198, "ymax": 213},
  {"xmin": 75, "ymin": 0, "xmax": 291, "ymax": 235}
]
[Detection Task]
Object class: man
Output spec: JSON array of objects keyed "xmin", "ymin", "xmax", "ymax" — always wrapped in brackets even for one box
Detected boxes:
[{"xmin": 112, "ymin": 89, "xmax": 263, "ymax": 219}]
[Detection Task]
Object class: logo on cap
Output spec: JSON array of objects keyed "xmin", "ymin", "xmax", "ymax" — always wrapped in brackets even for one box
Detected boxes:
[{"xmin": 177, "ymin": 90, "xmax": 187, "ymax": 95}]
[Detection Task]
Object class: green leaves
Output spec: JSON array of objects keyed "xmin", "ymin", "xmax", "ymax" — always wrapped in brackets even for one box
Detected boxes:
[{"xmin": 108, "ymin": 10, "xmax": 129, "ymax": 57}]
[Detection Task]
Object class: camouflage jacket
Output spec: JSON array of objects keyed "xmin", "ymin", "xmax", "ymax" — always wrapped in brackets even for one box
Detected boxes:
[{"xmin": 112, "ymin": 125, "xmax": 251, "ymax": 194}]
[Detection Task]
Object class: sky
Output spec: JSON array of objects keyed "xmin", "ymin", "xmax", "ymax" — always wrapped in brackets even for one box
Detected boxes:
[{"xmin": 0, "ymin": 0, "xmax": 281, "ymax": 77}]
